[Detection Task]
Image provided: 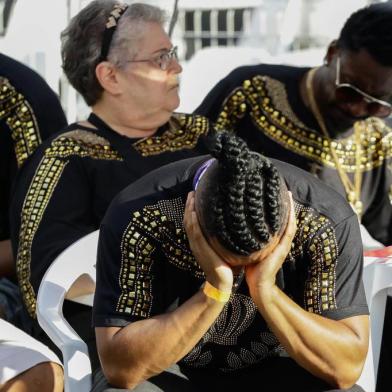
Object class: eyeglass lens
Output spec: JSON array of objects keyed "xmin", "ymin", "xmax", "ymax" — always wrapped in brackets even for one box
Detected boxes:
[
  {"xmin": 335, "ymin": 86, "xmax": 391, "ymax": 117},
  {"xmin": 160, "ymin": 47, "xmax": 178, "ymax": 70}
]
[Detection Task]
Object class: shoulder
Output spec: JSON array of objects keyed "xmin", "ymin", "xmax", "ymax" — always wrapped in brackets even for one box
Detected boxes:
[
  {"xmin": 0, "ymin": 54, "xmax": 39, "ymax": 80},
  {"xmin": 223, "ymin": 63, "xmax": 307, "ymax": 85},
  {"xmin": 103, "ymin": 155, "xmax": 209, "ymax": 226},
  {"xmin": 40, "ymin": 126, "xmax": 122, "ymax": 161},
  {"xmin": 273, "ymin": 158, "xmax": 355, "ymax": 225},
  {"xmin": 0, "ymin": 55, "xmax": 51, "ymax": 95}
]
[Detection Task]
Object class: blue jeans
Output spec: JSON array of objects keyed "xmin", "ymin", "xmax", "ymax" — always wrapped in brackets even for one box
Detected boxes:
[{"xmin": 0, "ymin": 278, "xmax": 32, "ymax": 332}]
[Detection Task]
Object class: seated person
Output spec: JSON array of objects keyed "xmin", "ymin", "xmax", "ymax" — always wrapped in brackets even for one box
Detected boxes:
[
  {"xmin": 0, "ymin": 319, "xmax": 63, "ymax": 392},
  {"xmin": 195, "ymin": 2, "xmax": 392, "ymax": 246},
  {"xmin": 10, "ymin": 0, "xmax": 210, "ymax": 368},
  {"xmin": 0, "ymin": 52, "xmax": 66, "ymax": 290},
  {"xmin": 92, "ymin": 132, "xmax": 369, "ymax": 391},
  {"xmin": 0, "ymin": 52, "xmax": 67, "ymax": 329}
]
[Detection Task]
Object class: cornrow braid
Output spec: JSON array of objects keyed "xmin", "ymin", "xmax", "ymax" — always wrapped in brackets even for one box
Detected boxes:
[
  {"xmin": 245, "ymin": 168, "xmax": 270, "ymax": 243},
  {"xmin": 209, "ymin": 132, "xmax": 284, "ymax": 255},
  {"xmin": 257, "ymin": 155, "xmax": 282, "ymax": 233}
]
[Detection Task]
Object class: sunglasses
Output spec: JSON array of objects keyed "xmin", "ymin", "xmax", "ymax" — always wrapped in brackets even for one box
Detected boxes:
[{"xmin": 335, "ymin": 56, "xmax": 392, "ymax": 118}]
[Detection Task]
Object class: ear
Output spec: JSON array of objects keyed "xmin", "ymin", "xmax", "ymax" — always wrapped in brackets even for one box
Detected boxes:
[
  {"xmin": 325, "ymin": 40, "xmax": 338, "ymax": 65},
  {"xmin": 95, "ymin": 62, "xmax": 122, "ymax": 96}
]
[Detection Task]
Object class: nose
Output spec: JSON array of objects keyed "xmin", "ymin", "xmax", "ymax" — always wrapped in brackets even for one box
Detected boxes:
[{"xmin": 169, "ymin": 57, "xmax": 182, "ymax": 74}]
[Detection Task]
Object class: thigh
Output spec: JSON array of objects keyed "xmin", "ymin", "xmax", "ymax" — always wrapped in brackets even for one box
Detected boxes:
[
  {"xmin": 182, "ymin": 358, "xmax": 364, "ymax": 392},
  {"xmin": 92, "ymin": 364, "xmax": 199, "ymax": 392}
]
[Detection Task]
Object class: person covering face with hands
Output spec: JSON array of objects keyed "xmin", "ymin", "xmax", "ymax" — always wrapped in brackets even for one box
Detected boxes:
[{"xmin": 93, "ymin": 132, "xmax": 368, "ymax": 392}]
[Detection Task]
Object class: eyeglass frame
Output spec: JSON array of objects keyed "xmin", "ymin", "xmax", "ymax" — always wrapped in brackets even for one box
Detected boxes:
[
  {"xmin": 335, "ymin": 55, "xmax": 392, "ymax": 115},
  {"xmin": 125, "ymin": 46, "xmax": 179, "ymax": 71}
]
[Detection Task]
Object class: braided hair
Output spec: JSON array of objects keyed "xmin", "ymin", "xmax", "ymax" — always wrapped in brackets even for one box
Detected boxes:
[{"xmin": 197, "ymin": 132, "xmax": 287, "ymax": 256}]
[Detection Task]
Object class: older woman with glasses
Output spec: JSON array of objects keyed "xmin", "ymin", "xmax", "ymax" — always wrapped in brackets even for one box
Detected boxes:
[
  {"xmin": 9, "ymin": 0, "xmax": 211, "ymax": 370},
  {"xmin": 196, "ymin": 2, "xmax": 392, "ymax": 248}
]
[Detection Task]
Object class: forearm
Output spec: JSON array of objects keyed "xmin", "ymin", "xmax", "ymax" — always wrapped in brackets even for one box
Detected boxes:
[
  {"xmin": 253, "ymin": 285, "xmax": 368, "ymax": 388},
  {"xmin": 98, "ymin": 287, "xmax": 226, "ymax": 389}
]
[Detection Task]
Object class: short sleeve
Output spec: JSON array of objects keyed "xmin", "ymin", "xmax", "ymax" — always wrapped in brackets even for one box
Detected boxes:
[{"xmin": 313, "ymin": 214, "xmax": 369, "ymax": 320}]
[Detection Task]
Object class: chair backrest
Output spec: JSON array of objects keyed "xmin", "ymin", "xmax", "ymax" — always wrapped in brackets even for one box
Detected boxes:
[
  {"xmin": 36, "ymin": 230, "xmax": 99, "ymax": 392},
  {"xmin": 357, "ymin": 257, "xmax": 392, "ymax": 392}
]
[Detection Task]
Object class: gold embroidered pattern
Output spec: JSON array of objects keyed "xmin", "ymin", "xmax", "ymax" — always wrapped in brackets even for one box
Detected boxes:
[
  {"xmin": 182, "ymin": 294, "xmax": 283, "ymax": 371},
  {"xmin": 118, "ymin": 223, "xmax": 155, "ymax": 317},
  {"xmin": 0, "ymin": 77, "xmax": 41, "ymax": 167},
  {"xmin": 215, "ymin": 89, "xmax": 248, "ymax": 132},
  {"xmin": 118, "ymin": 198, "xmax": 203, "ymax": 316},
  {"xmin": 289, "ymin": 202, "xmax": 338, "ymax": 313},
  {"xmin": 216, "ymin": 75, "xmax": 392, "ymax": 171},
  {"xmin": 17, "ymin": 130, "xmax": 123, "ymax": 317},
  {"xmin": 133, "ymin": 114, "xmax": 210, "ymax": 156}
]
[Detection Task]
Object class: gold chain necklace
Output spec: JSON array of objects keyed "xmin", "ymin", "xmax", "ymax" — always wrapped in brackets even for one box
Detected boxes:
[{"xmin": 305, "ymin": 67, "xmax": 363, "ymax": 217}]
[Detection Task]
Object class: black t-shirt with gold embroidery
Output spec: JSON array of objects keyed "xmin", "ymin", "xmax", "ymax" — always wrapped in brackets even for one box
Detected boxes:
[
  {"xmin": 195, "ymin": 63, "xmax": 392, "ymax": 246},
  {"xmin": 0, "ymin": 53, "xmax": 67, "ymax": 240},
  {"xmin": 93, "ymin": 155, "xmax": 368, "ymax": 372},
  {"xmin": 10, "ymin": 113, "xmax": 210, "ymax": 317}
]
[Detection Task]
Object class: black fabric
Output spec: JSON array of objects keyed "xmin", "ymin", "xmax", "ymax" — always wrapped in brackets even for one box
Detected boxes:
[
  {"xmin": 0, "ymin": 53, "xmax": 67, "ymax": 242},
  {"xmin": 195, "ymin": 63, "xmax": 392, "ymax": 246},
  {"xmin": 376, "ymin": 296, "xmax": 392, "ymax": 392},
  {"xmin": 93, "ymin": 156, "xmax": 368, "ymax": 375},
  {"xmin": 9, "ymin": 112, "xmax": 210, "ymax": 369},
  {"xmin": 10, "ymin": 115, "xmax": 209, "ymax": 298},
  {"xmin": 0, "ymin": 128, "xmax": 14, "ymax": 240}
]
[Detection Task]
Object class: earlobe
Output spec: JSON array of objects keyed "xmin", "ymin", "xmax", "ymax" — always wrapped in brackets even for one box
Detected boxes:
[{"xmin": 95, "ymin": 62, "xmax": 121, "ymax": 95}]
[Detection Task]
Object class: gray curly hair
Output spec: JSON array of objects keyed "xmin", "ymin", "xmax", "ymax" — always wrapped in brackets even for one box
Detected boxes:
[{"xmin": 61, "ymin": 0, "xmax": 166, "ymax": 106}]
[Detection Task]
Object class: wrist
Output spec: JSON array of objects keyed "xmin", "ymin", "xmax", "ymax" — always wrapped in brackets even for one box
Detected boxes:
[
  {"xmin": 205, "ymin": 273, "xmax": 233, "ymax": 292},
  {"xmin": 203, "ymin": 281, "xmax": 231, "ymax": 303},
  {"xmin": 250, "ymin": 282, "xmax": 279, "ymax": 307}
]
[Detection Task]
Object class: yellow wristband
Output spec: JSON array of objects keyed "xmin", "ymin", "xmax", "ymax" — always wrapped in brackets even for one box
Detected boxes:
[{"xmin": 203, "ymin": 281, "xmax": 231, "ymax": 303}]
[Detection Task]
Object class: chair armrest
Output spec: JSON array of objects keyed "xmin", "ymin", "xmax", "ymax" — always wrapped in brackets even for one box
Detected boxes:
[{"xmin": 37, "ymin": 281, "xmax": 92, "ymax": 392}]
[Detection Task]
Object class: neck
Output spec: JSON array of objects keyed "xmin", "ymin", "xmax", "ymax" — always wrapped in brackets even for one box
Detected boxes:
[{"xmin": 92, "ymin": 99, "xmax": 170, "ymax": 138}]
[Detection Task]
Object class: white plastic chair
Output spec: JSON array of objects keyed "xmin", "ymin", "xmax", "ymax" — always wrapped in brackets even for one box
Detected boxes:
[
  {"xmin": 357, "ymin": 257, "xmax": 392, "ymax": 392},
  {"xmin": 36, "ymin": 230, "xmax": 98, "ymax": 392}
]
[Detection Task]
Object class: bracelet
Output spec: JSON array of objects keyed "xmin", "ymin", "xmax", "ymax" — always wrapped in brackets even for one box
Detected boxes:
[{"xmin": 203, "ymin": 281, "xmax": 231, "ymax": 303}]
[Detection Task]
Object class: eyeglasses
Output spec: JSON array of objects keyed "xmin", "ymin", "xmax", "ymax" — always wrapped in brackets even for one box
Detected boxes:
[
  {"xmin": 126, "ymin": 46, "xmax": 179, "ymax": 71},
  {"xmin": 335, "ymin": 56, "xmax": 392, "ymax": 118}
]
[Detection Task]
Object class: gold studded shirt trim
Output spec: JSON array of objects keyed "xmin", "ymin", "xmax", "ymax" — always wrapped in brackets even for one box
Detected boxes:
[
  {"xmin": 133, "ymin": 114, "xmax": 210, "ymax": 156},
  {"xmin": 0, "ymin": 77, "xmax": 41, "ymax": 167},
  {"xmin": 290, "ymin": 202, "xmax": 338, "ymax": 314},
  {"xmin": 117, "ymin": 197, "xmax": 203, "ymax": 317},
  {"xmin": 16, "ymin": 130, "xmax": 123, "ymax": 317},
  {"xmin": 215, "ymin": 75, "xmax": 392, "ymax": 172}
]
